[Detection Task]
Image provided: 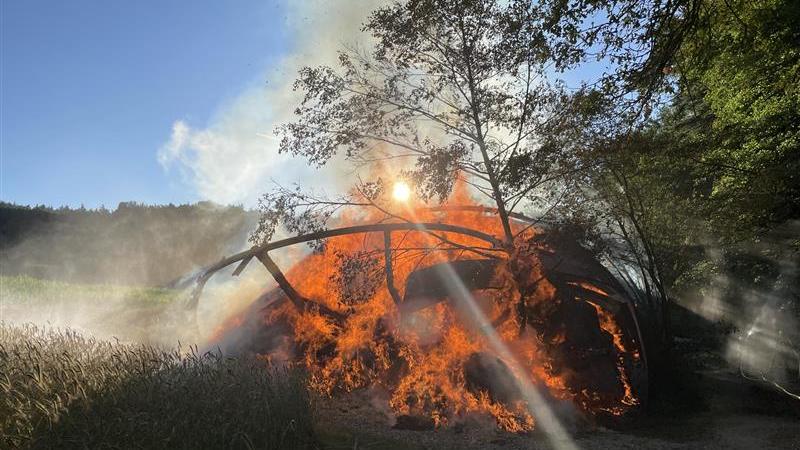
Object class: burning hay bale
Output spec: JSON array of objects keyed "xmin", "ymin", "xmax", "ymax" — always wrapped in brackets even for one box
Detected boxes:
[{"xmin": 196, "ymin": 206, "xmax": 651, "ymax": 433}]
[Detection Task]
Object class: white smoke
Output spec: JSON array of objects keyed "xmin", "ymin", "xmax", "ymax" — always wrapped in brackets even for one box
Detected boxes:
[
  {"xmin": 680, "ymin": 221, "xmax": 800, "ymax": 396},
  {"xmin": 158, "ymin": 0, "xmax": 387, "ymax": 206},
  {"xmin": 158, "ymin": 95, "xmax": 287, "ymax": 205}
]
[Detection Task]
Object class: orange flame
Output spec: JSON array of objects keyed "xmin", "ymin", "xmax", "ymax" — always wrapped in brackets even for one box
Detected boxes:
[{"xmin": 212, "ymin": 183, "xmax": 641, "ymax": 430}]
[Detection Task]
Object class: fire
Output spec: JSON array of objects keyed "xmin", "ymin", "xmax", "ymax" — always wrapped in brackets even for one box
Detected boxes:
[
  {"xmin": 588, "ymin": 300, "xmax": 640, "ymax": 410},
  {"xmin": 210, "ymin": 184, "xmax": 644, "ymax": 431}
]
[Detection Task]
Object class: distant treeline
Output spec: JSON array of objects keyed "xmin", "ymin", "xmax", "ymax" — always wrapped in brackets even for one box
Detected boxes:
[{"xmin": 0, "ymin": 201, "xmax": 257, "ymax": 286}]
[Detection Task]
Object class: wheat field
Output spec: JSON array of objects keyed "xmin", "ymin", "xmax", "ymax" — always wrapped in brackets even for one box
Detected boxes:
[{"xmin": 0, "ymin": 322, "xmax": 315, "ymax": 449}]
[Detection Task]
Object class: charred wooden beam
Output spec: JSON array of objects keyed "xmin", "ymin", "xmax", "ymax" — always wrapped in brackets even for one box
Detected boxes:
[
  {"xmin": 254, "ymin": 252, "xmax": 307, "ymax": 312},
  {"xmin": 255, "ymin": 251, "xmax": 345, "ymax": 322},
  {"xmin": 231, "ymin": 255, "xmax": 253, "ymax": 277},
  {"xmin": 383, "ymin": 231, "xmax": 403, "ymax": 305}
]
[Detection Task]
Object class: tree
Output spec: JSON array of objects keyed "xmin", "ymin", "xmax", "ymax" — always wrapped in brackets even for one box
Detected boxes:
[
  {"xmin": 542, "ymin": 0, "xmax": 800, "ymax": 378},
  {"xmin": 254, "ymin": 0, "xmax": 571, "ymax": 250},
  {"xmin": 551, "ymin": 0, "xmax": 800, "ymax": 293},
  {"xmin": 248, "ymin": 0, "xmax": 711, "ymax": 347},
  {"xmin": 675, "ymin": 0, "xmax": 800, "ymax": 238}
]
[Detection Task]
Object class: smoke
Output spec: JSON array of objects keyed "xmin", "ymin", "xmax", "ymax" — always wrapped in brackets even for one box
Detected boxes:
[
  {"xmin": 0, "ymin": 195, "xmax": 323, "ymax": 351},
  {"xmin": 158, "ymin": 97, "xmax": 287, "ymax": 206},
  {"xmin": 155, "ymin": 0, "xmax": 391, "ymax": 347},
  {"xmin": 2, "ymin": 1, "xmax": 392, "ymax": 347},
  {"xmin": 0, "ymin": 254, "xmax": 282, "ymax": 350},
  {"xmin": 681, "ymin": 220, "xmax": 800, "ymax": 393},
  {"xmin": 158, "ymin": 0, "xmax": 387, "ymax": 207}
]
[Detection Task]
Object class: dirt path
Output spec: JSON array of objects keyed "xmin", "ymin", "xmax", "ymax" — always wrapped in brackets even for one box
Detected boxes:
[
  {"xmin": 315, "ymin": 357, "xmax": 799, "ymax": 449},
  {"xmin": 315, "ymin": 384, "xmax": 799, "ymax": 449}
]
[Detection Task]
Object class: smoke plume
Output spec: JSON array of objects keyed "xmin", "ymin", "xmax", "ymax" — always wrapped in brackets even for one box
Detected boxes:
[{"xmin": 157, "ymin": 0, "xmax": 386, "ymax": 206}]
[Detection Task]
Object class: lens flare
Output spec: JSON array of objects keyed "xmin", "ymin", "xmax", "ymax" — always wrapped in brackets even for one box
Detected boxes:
[{"xmin": 392, "ymin": 181, "xmax": 411, "ymax": 202}]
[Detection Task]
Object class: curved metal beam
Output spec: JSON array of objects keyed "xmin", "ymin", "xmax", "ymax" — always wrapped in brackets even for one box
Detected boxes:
[{"xmin": 188, "ymin": 222, "xmax": 503, "ymax": 309}]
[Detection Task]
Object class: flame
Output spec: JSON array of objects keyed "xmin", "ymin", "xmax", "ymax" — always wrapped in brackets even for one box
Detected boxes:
[
  {"xmin": 211, "ymin": 183, "xmax": 642, "ymax": 430},
  {"xmin": 588, "ymin": 299, "xmax": 640, "ymax": 410}
]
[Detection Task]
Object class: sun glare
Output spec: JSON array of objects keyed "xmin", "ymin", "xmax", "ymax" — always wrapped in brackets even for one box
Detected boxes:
[{"xmin": 392, "ymin": 181, "xmax": 411, "ymax": 202}]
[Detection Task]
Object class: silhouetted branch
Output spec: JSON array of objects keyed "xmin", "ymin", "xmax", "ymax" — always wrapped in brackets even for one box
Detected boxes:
[{"xmin": 383, "ymin": 231, "xmax": 403, "ymax": 305}]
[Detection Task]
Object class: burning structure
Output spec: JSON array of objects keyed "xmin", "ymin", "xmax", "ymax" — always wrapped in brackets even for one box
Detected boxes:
[
  {"xmin": 176, "ymin": 0, "xmax": 680, "ymax": 434},
  {"xmin": 191, "ymin": 198, "xmax": 655, "ymax": 432}
]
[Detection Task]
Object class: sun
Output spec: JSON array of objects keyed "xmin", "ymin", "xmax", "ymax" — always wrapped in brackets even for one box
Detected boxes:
[{"xmin": 392, "ymin": 181, "xmax": 412, "ymax": 202}]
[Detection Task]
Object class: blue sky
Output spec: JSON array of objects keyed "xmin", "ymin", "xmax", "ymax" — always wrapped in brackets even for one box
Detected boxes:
[
  {"xmin": 1, "ymin": 0, "xmax": 290, "ymax": 208},
  {"xmin": 1, "ymin": 1, "xmax": 605, "ymax": 210}
]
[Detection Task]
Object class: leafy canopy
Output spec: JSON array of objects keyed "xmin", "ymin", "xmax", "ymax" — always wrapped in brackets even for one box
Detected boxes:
[{"xmin": 259, "ymin": 0, "xmax": 576, "ymax": 247}]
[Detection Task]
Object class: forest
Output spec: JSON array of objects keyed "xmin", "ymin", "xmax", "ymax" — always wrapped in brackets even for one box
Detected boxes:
[{"xmin": 0, "ymin": 201, "xmax": 255, "ymax": 286}]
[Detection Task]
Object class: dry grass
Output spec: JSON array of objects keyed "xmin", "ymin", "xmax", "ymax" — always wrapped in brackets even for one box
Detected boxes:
[{"xmin": 0, "ymin": 322, "xmax": 315, "ymax": 449}]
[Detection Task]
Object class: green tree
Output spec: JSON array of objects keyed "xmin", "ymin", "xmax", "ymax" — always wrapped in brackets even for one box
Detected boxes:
[
  {"xmin": 675, "ymin": 0, "xmax": 800, "ymax": 239},
  {"xmin": 255, "ymin": 0, "xmax": 573, "ymax": 249},
  {"xmin": 546, "ymin": 0, "xmax": 800, "ymax": 358}
]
